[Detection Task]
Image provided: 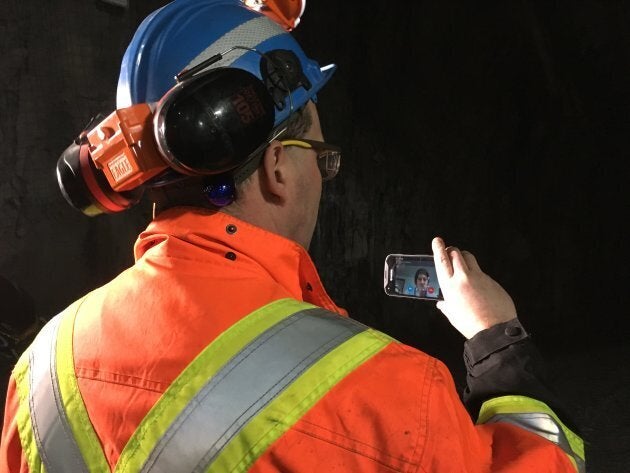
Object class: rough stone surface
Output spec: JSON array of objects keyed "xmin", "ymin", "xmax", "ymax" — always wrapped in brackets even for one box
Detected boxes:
[{"xmin": 1, "ymin": 1, "xmax": 628, "ymax": 471}]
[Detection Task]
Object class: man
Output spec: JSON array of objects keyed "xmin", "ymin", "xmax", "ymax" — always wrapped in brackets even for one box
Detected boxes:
[
  {"xmin": 0, "ymin": 1, "xmax": 584, "ymax": 472},
  {"xmin": 412, "ymin": 267, "xmax": 442, "ymax": 299},
  {"xmin": 413, "ymin": 267, "xmax": 433, "ymax": 297}
]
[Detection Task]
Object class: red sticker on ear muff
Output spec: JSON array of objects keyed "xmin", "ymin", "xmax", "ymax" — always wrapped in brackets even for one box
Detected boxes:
[
  {"xmin": 78, "ymin": 144, "xmax": 128, "ymax": 213},
  {"xmin": 231, "ymin": 84, "xmax": 268, "ymax": 125}
]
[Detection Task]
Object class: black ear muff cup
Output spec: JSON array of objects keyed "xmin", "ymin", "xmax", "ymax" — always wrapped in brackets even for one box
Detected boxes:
[
  {"xmin": 161, "ymin": 68, "xmax": 275, "ymax": 175},
  {"xmin": 56, "ymin": 142, "xmax": 143, "ymax": 216}
]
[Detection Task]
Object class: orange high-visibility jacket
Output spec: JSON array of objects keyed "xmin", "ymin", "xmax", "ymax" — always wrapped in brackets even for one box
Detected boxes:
[{"xmin": 0, "ymin": 208, "xmax": 584, "ymax": 472}]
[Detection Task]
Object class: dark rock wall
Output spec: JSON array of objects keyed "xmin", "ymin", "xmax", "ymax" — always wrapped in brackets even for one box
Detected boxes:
[{"xmin": 1, "ymin": 1, "xmax": 628, "ymax": 470}]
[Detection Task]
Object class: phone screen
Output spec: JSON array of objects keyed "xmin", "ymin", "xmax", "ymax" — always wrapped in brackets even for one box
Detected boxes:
[{"xmin": 383, "ymin": 254, "xmax": 443, "ymax": 301}]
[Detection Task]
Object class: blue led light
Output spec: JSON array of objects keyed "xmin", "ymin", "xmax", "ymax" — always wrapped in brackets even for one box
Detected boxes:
[{"xmin": 203, "ymin": 178, "xmax": 235, "ymax": 207}]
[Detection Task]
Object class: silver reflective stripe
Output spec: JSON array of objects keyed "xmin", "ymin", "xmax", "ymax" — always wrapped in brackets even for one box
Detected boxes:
[
  {"xmin": 28, "ymin": 315, "xmax": 90, "ymax": 473},
  {"xmin": 486, "ymin": 413, "xmax": 586, "ymax": 473},
  {"xmin": 140, "ymin": 308, "xmax": 365, "ymax": 473},
  {"xmin": 185, "ymin": 15, "xmax": 285, "ymax": 71}
]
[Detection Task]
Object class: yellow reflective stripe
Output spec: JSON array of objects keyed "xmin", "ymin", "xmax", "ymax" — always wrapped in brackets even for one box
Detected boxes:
[
  {"xmin": 13, "ymin": 353, "xmax": 44, "ymax": 473},
  {"xmin": 567, "ymin": 455, "xmax": 579, "ymax": 471},
  {"xmin": 55, "ymin": 299, "xmax": 110, "ymax": 472},
  {"xmin": 116, "ymin": 298, "xmax": 317, "ymax": 473},
  {"xmin": 478, "ymin": 395, "xmax": 585, "ymax": 462},
  {"xmin": 208, "ymin": 328, "xmax": 393, "ymax": 473}
]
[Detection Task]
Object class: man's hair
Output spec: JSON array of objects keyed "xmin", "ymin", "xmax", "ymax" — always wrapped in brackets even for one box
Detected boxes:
[
  {"xmin": 149, "ymin": 105, "xmax": 313, "ymax": 213},
  {"xmin": 415, "ymin": 268, "xmax": 430, "ymax": 281},
  {"xmin": 283, "ymin": 105, "xmax": 313, "ymax": 142},
  {"xmin": 236, "ymin": 104, "xmax": 313, "ymax": 188}
]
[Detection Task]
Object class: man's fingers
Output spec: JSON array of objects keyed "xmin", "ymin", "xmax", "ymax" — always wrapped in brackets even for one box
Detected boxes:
[
  {"xmin": 448, "ymin": 246, "xmax": 470, "ymax": 273},
  {"xmin": 432, "ymin": 237, "xmax": 453, "ymax": 279},
  {"xmin": 461, "ymin": 250, "xmax": 481, "ymax": 272}
]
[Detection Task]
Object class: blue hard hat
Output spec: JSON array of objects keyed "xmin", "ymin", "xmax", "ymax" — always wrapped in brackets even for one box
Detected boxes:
[{"xmin": 116, "ymin": 0, "xmax": 336, "ymax": 128}]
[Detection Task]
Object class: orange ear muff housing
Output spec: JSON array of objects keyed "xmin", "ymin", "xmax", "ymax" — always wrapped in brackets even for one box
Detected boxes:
[
  {"xmin": 87, "ymin": 104, "xmax": 169, "ymax": 192},
  {"xmin": 56, "ymin": 141, "xmax": 143, "ymax": 216}
]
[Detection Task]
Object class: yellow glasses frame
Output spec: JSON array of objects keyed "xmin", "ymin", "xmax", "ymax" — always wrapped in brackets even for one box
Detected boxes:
[{"xmin": 280, "ymin": 139, "xmax": 341, "ymax": 181}]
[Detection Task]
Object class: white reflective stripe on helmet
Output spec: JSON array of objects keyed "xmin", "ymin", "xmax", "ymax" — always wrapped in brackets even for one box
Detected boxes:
[
  {"xmin": 185, "ymin": 15, "xmax": 285, "ymax": 73},
  {"xmin": 28, "ymin": 314, "xmax": 91, "ymax": 473}
]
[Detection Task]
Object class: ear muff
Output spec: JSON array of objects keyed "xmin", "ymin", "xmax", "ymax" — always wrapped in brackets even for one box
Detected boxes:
[
  {"xmin": 154, "ymin": 67, "xmax": 276, "ymax": 175},
  {"xmin": 57, "ymin": 51, "xmax": 305, "ymax": 216}
]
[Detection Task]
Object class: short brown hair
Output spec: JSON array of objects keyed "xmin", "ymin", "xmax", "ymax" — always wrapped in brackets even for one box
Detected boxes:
[{"xmin": 232, "ymin": 105, "xmax": 313, "ymax": 185}]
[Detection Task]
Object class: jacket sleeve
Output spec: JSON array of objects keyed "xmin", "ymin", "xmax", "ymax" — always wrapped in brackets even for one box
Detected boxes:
[{"xmin": 462, "ymin": 318, "xmax": 585, "ymax": 472}]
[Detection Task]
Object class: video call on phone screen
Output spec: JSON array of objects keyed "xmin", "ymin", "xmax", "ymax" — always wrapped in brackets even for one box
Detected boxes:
[{"xmin": 388, "ymin": 256, "xmax": 442, "ymax": 300}]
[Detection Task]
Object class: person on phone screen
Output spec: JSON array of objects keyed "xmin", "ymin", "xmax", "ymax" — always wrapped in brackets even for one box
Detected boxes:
[
  {"xmin": 0, "ymin": 1, "xmax": 584, "ymax": 472},
  {"xmin": 413, "ymin": 267, "xmax": 442, "ymax": 299},
  {"xmin": 413, "ymin": 267, "xmax": 432, "ymax": 297}
]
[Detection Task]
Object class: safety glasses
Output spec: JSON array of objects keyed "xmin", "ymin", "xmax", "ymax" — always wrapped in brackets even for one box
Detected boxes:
[{"xmin": 280, "ymin": 138, "xmax": 341, "ymax": 181}]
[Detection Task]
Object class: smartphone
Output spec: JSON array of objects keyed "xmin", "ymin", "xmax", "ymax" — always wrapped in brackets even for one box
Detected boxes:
[{"xmin": 383, "ymin": 254, "xmax": 443, "ymax": 301}]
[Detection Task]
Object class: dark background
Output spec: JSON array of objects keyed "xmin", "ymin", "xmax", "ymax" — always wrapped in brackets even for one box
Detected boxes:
[{"xmin": 1, "ymin": 0, "xmax": 629, "ymax": 471}]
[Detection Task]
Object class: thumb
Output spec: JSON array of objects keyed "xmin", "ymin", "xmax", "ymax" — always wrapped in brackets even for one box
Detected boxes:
[
  {"xmin": 435, "ymin": 300, "xmax": 457, "ymax": 326},
  {"xmin": 436, "ymin": 301, "xmax": 459, "ymax": 331}
]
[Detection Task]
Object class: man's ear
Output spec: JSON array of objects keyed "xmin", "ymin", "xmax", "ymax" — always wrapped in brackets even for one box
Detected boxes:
[{"xmin": 260, "ymin": 140, "xmax": 291, "ymax": 202}]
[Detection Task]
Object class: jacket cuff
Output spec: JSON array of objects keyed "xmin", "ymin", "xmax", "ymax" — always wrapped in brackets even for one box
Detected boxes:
[{"xmin": 463, "ymin": 318, "xmax": 528, "ymax": 369}]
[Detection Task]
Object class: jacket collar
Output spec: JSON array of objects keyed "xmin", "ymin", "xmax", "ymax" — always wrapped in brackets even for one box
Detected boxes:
[{"xmin": 134, "ymin": 207, "xmax": 347, "ymax": 315}]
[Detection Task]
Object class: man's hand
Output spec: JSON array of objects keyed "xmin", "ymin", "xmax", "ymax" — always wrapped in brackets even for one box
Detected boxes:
[{"xmin": 432, "ymin": 237, "xmax": 517, "ymax": 339}]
